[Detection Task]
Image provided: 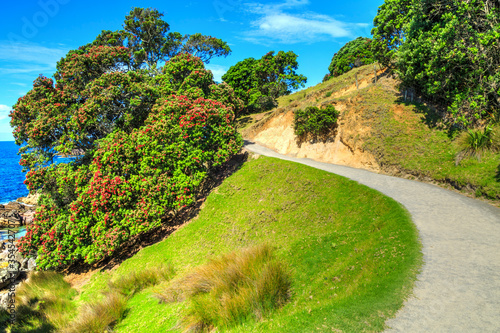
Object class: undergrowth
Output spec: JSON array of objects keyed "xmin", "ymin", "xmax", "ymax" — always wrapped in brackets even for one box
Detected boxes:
[{"xmin": 156, "ymin": 244, "xmax": 292, "ymax": 332}]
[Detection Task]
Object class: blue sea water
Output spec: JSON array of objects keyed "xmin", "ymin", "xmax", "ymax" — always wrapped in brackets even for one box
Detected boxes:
[
  {"xmin": 0, "ymin": 141, "xmax": 28, "ymax": 205},
  {"xmin": 0, "ymin": 141, "xmax": 29, "ymax": 240},
  {"xmin": 0, "ymin": 141, "xmax": 72, "ymax": 240}
]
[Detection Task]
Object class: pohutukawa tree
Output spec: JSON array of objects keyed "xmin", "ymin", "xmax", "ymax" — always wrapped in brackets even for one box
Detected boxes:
[{"xmin": 10, "ymin": 8, "xmax": 242, "ymax": 270}]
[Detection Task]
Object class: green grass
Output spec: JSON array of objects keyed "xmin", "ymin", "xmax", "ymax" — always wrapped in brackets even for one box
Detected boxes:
[
  {"xmin": 259, "ymin": 63, "xmax": 500, "ymax": 202},
  {"xmin": 4, "ymin": 271, "xmax": 77, "ymax": 332},
  {"xmin": 73, "ymin": 156, "xmax": 421, "ymax": 332},
  {"xmin": 346, "ymin": 84, "xmax": 500, "ymax": 200},
  {"xmin": 156, "ymin": 244, "xmax": 292, "ymax": 332}
]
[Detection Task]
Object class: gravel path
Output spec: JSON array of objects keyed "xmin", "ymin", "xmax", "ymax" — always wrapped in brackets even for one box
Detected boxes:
[{"xmin": 244, "ymin": 141, "xmax": 500, "ymax": 333}]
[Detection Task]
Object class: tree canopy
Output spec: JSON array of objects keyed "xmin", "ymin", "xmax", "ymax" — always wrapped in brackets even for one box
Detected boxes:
[
  {"xmin": 372, "ymin": 0, "xmax": 500, "ymax": 127},
  {"xmin": 222, "ymin": 51, "xmax": 307, "ymax": 114},
  {"xmin": 80, "ymin": 7, "xmax": 230, "ymax": 72},
  {"xmin": 325, "ymin": 37, "xmax": 375, "ymax": 81},
  {"xmin": 10, "ymin": 8, "xmax": 242, "ymax": 270}
]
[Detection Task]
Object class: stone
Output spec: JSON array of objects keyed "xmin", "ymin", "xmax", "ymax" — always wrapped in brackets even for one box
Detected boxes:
[
  {"xmin": 17, "ymin": 193, "xmax": 40, "ymax": 206},
  {"xmin": 0, "ymin": 261, "xmax": 21, "ymax": 290}
]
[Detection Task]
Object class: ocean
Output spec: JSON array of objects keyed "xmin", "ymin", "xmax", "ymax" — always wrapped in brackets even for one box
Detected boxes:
[
  {"xmin": 0, "ymin": 142, "xmax": 78, "ymax": 240},
  {"xmin": 0, "ymin": 141, "xmax": 28, "ymax": 204}
]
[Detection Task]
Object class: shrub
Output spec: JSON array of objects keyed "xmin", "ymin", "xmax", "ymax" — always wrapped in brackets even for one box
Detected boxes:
[
  {"xmin": 17, "ymin": 55, "xmax": 243, "ymax": 270},
  {"xmin": 293, "ymin": 105, "xmax": 339, "ymax": 142},
  {"xmin": 455, "ymin": 126, "xmax": 500, "ymax": 165},
  {"xmin": 155, "ymin": 244, "xmax": 292, "ymax": 332}
]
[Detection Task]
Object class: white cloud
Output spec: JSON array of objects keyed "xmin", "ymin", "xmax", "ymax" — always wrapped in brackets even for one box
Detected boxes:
[
  {"xmin": 0, "ymin": 105, "xmax": 11, "ymax": 121},
  {"xmin": 206, "ymin": 65, "xmax": 228, "ymax": 83},
  {"xmin": 0, "ymin": 41, "xmax": 68, "ymax": 75},
  {"xmin": 243, "ymin": 1, "xmax": 368, "ymax": 44}
]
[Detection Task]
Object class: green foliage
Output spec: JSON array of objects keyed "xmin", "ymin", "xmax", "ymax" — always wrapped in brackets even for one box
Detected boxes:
[
  {"xmin": 155, "ymin": 244, "xmax": 292, "ymax": 332},
  {"xmin": 11, "ymin": 9, "xmax": 243, "ymax": 270},
  {"xmin": 182, "ymin": 33, "xmax": 231, "ymax": 63},
  {"xmin": 455, "ymin": 126, "xmax": 500, "ymax": 165},
  {"xmin": 222, "ymin": 51, "xmax": 307, "ymax": 114},
  {"xmin": 75, "ymin": 7, "xmax": 231, "ymax": 72},
  {"xmin": 371, "ymin": 0, "xmax": 413, "ymax": 68},
  {"xmin": 372, "ymin": 0, "xmax": 500, "ymax": 127},
  {"xmin": 121, "ymin": 7, "xmax": 231, "ymax": 70},
  {"xmin": 326, "ymin": 37, "xmax": 375, "ymax": 78},
  {"xmin": 293, "ymin": 105, "xmax": 339, "ymax": 141}
]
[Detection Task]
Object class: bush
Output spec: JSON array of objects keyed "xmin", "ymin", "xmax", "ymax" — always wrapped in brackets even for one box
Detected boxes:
[
  {"xmin": 455, "ymin": 126, "xmax": 500, "ymax": 165},
  {"xmin": 155, "ymin": 244, "xmax": 292, "ymax": 332},
  {"xmin": 293, "ymin": 105, "xmax": 339, "ymax": 142},
  {"xmin": 18, "ymin": 92, "xmax": 242, "ymax": 269}
]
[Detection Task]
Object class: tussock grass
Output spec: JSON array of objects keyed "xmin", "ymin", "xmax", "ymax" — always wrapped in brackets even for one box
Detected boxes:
[
  {"xmin": 61, "ymin": 292, "xmax": 127, "ymax": 333},
  {"xmin": 156, "ymin": 244, "xmax": 292, "ymax": 332},
  {"xmin": 108, "ymin": 262, "xmax": 175, "ymax": 297},
  {"xmin": 63, "ymin": 264, "xmax": 174, "ymax": 332},
  {"xmin": 6, "ymin": 271, "xmax": 77, "ymax": 331}
]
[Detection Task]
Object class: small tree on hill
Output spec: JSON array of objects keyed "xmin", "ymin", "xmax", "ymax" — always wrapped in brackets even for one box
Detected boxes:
[
  {"xmin": 325, "ymin": 37, "xmax": 375, "ymax": 80},
  {"xmin": 222, "ymin": 51, "xmax": 307, "ymax": 114}
]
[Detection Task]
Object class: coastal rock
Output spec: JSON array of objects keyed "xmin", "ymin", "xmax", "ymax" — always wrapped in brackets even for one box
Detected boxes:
[
  {"xmin": 21, "ymin": 257, "xmax": 36, "ymax": 271},
  {"xmin": 17, "ymin": 193, "xmax": 40, "ymax": 206},
  {"xmin": 3, "ymin": 202, "xmax": 23, "ymax": 211},
  {"xmin": 0, "ymin": 261, "xmax": 21, "ymax": 290},
  {"xmin": 23, "ymin": 211, "xmax": 36, "ymax": 225},
  {"xmin": 0, "ymin": 200, "xmax": 37, "ymax": 227}
]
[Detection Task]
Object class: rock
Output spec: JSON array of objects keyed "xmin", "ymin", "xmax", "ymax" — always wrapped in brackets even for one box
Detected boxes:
[
  {"xmin": 0, "ymin": 261, "xmax": 21, "ymax": 290},
  {"xmin": 23, "ymin": 211, "xmax": 36, "ymax": 225},
  {"xmin": 17, "ymin": 193, "xmax": 40, "ymax": 206},
  {"xmin": 20, "ymin": 257, "xmax": 36, "ymax": 271},
  {"xmin": 4, "ymin": 202, "xmax": 23, "ymax": 211},
  {"xmin": 0, "ymin": 218, "xmax": 22, "ymax": 227},
  {"xmin": 27, "ymin": 258, "xmax": 36, "ymax": 271}
]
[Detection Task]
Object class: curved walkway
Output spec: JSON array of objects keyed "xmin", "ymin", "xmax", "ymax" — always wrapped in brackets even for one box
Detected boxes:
[{"xmin": 244, "ymin": 141, "xmax": 500, "ymax": 332}]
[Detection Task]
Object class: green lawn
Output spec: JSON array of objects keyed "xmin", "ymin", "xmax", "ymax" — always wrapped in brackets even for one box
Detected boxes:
[{"xmin": 75, "ymin": 156, "xmax": 421, "ymax": 332}]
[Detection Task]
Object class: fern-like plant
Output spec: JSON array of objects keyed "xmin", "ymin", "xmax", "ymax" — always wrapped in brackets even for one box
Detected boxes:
[{"xmin": 455, "ymin": 126, "xmax": 500, "ymax": 165}]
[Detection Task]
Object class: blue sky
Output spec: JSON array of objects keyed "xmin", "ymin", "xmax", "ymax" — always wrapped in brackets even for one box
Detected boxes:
[{"xmin": 0, "ymin": 0, "xmax": 383, "ymax": 141}]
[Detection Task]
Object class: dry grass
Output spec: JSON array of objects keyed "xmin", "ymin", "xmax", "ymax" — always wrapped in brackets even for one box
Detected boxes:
[
  {"xmin": 62, "ymin": 263, "xmax": 175, "ymax": 332},
  {"xmin": 12, "ymin": 271, "xmax": 76, "ymax": 330},
  {"xmin": 108, "ymin": 262, "xmax": 175, "ymax": 297},
  {"xmin": 61, "ymin": 293, "xmax": 127, "ymax": 333},
  {"xmin": 155, "ymin": 244, "xmax": 292, "ymax": 332}
]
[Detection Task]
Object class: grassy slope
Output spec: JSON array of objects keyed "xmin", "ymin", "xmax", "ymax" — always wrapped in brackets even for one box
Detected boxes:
[
  {"xmin": 75, "ymin": 156, "xmax": 421, "ymax": 332},
  {"xmin": 254, "ymin": 64, "xmax": 500, "ymax": 202}
]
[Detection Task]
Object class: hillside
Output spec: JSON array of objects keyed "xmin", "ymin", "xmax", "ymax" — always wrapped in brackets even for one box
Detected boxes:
[
  {"xmin": 4, "ymin": 155, "xmax": 421, "ymax": 332},
  {"xmin": 241, "ymin": 64, "xmax": 500, "ymax": 204}
]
